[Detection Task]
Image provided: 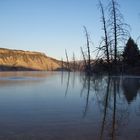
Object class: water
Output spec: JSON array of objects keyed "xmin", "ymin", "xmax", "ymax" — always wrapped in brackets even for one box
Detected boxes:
[{"xmin": 0, "ymin": 71, "xmax": 140, "ymax": 140}]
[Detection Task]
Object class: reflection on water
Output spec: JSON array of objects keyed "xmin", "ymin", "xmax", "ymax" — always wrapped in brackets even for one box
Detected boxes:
[
  {"xmin": 0, "ymin": 72, "xmax": 140, "ymax": 140},
  {"xmin": 122, "ymin": 77, "xmax": 140, "ymax": 103}
]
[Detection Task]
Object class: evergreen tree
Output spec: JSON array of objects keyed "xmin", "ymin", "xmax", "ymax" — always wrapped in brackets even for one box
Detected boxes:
[{"xmin": 123, "ymin": 37, "xmax": 140, "ymax": 66}]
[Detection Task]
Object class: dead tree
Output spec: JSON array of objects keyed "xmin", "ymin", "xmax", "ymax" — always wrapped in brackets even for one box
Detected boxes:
[
  {"xmin": 81, "ymin": 47, "xmax": 87, "ymax": 71},
  {"xmin": 72, "ymin": 52, "xmax": 76, "ymax": 71},
  {"xmin": 112, "ymin": 0, "xmax": 117, "ymax": 63},
  {"xmin": 65, "ymin": 49, "xmax": 70, "ymax": 70},
  {"xmin": 83, "ymin": 26, "xmax": 91, "ymax": 74},
  {"xmin": 108, "ymin": 0, "xmax": 130, "ymax": 64},
  {"xmin": 99, "ymin": 0, "xmax": 110, "ymax": 64}
]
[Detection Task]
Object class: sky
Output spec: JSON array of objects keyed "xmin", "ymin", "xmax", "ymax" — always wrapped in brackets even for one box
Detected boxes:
[{"xmin": 0, "ymin": 0, "xmax": 139, "ymax": 60}]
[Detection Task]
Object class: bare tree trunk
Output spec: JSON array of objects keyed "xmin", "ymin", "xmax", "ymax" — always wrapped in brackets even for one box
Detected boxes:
[
  {"xmin": 65, "ymin": 49, "xmax": 70, "ymax": 70},
  {"xmin": 81, "ymin": 47, "xmax": 87, "ymax": 71},
  {"xmin": 99, "ymin": 1, "xmax": 110, "ymax": 64},
  {"xmin": 112, "ymin": 0, "xmax": 117, "ymax": 64},
  {"xmin": 83, "ymin": 26, "xmax": 91, "ymax": 74},
  {"xmin": 72, "ymin": 52, "xmax": 76, "ymax": 71}
]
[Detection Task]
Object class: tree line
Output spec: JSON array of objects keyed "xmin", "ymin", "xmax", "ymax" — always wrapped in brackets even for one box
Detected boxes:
[{"xmin": 61, "ymin": 0, "xmax": 140, "ymax": 75}]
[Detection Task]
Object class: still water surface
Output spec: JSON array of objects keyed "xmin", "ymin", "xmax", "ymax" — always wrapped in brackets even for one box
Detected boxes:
[{"xmin": 0, "ymin": 71, "xmax": 140, "ymax": 140}]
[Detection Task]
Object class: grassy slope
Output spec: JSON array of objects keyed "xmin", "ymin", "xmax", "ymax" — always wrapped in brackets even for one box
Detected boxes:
[{"xmin": 0, "ymin": 48, "xmax": 61, "ymax": 71}]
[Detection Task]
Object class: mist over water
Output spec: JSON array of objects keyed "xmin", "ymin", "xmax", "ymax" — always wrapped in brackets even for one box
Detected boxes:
[{"xmin": 0, "ymin": 71, "xmax": 140, "ymax": 140}]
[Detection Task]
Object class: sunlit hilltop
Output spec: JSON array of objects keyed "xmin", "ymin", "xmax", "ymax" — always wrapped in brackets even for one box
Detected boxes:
[{"xmin": 0, "ymin": 48, "xmax": 61, "ymax": 71}]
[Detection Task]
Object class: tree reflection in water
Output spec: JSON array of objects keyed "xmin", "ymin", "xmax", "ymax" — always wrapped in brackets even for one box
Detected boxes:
[
  {"xmin": 80, "ymin": 74, "xmax": 140, "ymax": 140},
  {"xmin": 122, "ymin": 77, "xmax": 140, "ymax": 103},
  {"xmin": 65, "ymin": 72, "xmax": 70, "ymax": 97},
  {"xmin": 61, "ymin": 72, "xmax": 140, "ymax": 140},
  {"xmin": 83, "ymin": 75, "xmax": 91, "ymax": 118}
]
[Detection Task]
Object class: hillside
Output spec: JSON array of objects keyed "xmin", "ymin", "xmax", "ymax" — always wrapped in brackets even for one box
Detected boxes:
[{"xmin": 0, "ymin": 48, "xmax": 62, "ymax": 71}]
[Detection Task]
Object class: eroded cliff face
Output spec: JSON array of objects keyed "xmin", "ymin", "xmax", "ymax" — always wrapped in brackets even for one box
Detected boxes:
[{"xmin": 0, "ymin": 48, "xmax": 61, "ymax": 71}]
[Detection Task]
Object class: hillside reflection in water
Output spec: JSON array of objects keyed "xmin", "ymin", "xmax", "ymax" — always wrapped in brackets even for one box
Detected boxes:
[{"xmin": 0, "ymin": 71, "xmax": 140, "ymax": 140}]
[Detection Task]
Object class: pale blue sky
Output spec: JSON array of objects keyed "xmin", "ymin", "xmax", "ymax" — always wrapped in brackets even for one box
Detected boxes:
[{"xmin": 0, "ymin": 0, "xmax": 139, "ymax": 60}]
